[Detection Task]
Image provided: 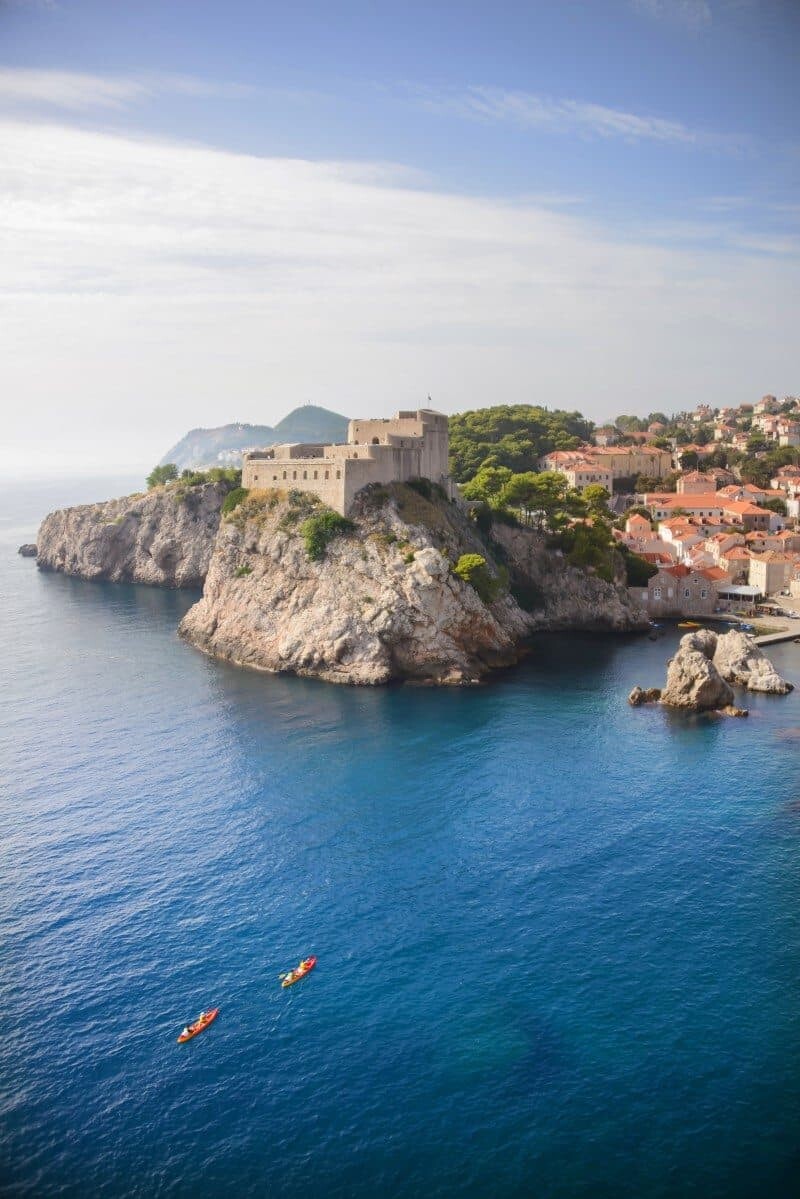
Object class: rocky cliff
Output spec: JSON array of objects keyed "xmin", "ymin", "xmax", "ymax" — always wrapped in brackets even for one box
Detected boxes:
[
  {"xmin": 490, "ymin": 523, "xmax": 647, "ymax": 632},
  {"xmin": 36, "ymin": 481, "xmax": 229, "ymax": 588},
  {"xmin": 177, "ymin": 484, "xmax": 648, "ymax": 685}
]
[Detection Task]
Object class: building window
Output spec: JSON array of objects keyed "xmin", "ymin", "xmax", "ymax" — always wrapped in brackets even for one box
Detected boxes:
[
  {"xmin": 313, "ymin": 470, "xmax": 318, "ymax": 480},
  {"xmin": 336, "ymin": 470, "xmax": 341, "ymax": 480},
  {"xmin": 353, "ymin": 452, "xmax": 358, "ymax": 459},
  {"xmin": 303, "ymin": 471, "xmax": 307, "ymax": 480},
  {"xmin": 282, "ymin": 471, "xmax": 287, "ymax": 480},
  {"xmin": 253, "ymin": 474, "xmax": 259, "ymax": 483},
  {"xmin": 653, "ymin": 587, "xmax": 662, "ymax": 598},
  {"xmin": 700, "ymin": 589, "xmax": 707, "ymax": 599},
  {"xmin": 372, "ymin": 437, "xmax": 379, "ymax": 444},
  {"xmin": 273, "ymin": 475, "xmax": 277, "ymax": 481},
  {"xmin": 293, "ymin": 471, "xmax": 297, "ymax": 480},
  {"xmin": 324, "ymin": 470, "xmax": 329, "ymax": 480},
  {"xmin": 684, "ymin": 589, "xmax": 690, "ymax": 598}
]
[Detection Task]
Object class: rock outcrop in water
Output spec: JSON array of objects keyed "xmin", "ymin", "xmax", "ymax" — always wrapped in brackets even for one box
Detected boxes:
[
  {"xmin": 712, "ymin": 628, "xmax": 793, "ymax": 694},
  {"xmin": 633, "ymin": 627, "xmax": 793, "ymax": 712},
  {"xmin": 178, "ymin": 484, "xmax": 647, "ymax": 685},
  {"xmin": 17, "ymin": 544, "xmax": 37, "ymax": 557},
  {"xmin": 36, "ymin": 481, "xmax": 229, "ymax": 588},
  {"xmin": 660, "ymin": 632, "xmax": 735, "ymax": 710},
  {"xmin": 628, "ymin": 686, "xmax": 662, "ymax": 706}
]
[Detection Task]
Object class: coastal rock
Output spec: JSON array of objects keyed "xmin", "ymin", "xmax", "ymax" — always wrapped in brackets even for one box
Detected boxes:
[
  {"xmin": 712, "ymin": 628, "xmax": 793, "ymax": 695},
  {"xmin": 628, "ymin": 686, "xmax": 662, "ymax": 705},
  {"xmin": 660, "ymin": 636, "xmax": 734, "ymax": 710},
  {"xmin": 682, "ymin": 628, "xmax": 719, "ymax": 658},
  {"xmin": 179, "ymin": 485, "xmax": 530, "ymax": 685},
  {"xmin": 720, "ymin": 705, "xmax": 749, "ymax": 718},
  {"xmin": 36, "ymin": 482, "xmax": 230, "ymax": 588},
  {"xmin": 487, "ymin": 523, "xmax": 649, "ymax": 632},
  {"xmin": 17, "ymin": 543, "xmax": 37, "ymax": 557}
]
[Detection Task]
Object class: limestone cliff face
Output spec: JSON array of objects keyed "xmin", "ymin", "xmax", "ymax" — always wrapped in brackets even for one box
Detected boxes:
[
  {"xmin": 36, "ymin": 482, "xmax": 228, "ymax": 588},
  {"xmin": 489, "ymin": 523, "xmax": 649, "ymax": 632},
  {"xmin": 178, "ymin": 485, "xmax": 649, "ymax": 685},
  {"xmin": 178, "ymin": 486, "xmax": 530, "ymax": 685}
]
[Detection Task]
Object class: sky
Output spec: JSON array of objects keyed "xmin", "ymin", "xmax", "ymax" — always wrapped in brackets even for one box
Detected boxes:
[{"xmin": 1, "ymin": 0, "xmax": 798, "ymax": 471}]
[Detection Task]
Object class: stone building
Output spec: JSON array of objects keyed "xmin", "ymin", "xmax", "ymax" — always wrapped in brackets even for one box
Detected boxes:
[
  {"xmin": 241, "ymin": 408, "xmax": 450, "ymax": 516},
  {"xmin": 641, "ymin": 565, "xmax": 718, "ymax": 618}
]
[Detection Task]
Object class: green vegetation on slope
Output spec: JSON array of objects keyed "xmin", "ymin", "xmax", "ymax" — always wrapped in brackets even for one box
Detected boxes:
[{"xmin": 448, "ymin": 405, "xmax": 594, "ymax": 481}]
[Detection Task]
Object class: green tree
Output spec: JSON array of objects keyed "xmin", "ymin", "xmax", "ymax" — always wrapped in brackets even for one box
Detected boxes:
[
  {"xmin": 448, "ymin": 405, "xmax": 593, "ymax": 481},
  {"xmin": 679, "ymin": 450, "xmax": 699, "ymax": 471},
  {"xmin": 762, "ymin": 496, "xmax": 787, "ymax": 517},
  {"xmin": 746, "ymin": 433, "xmax": 768, "ymax": 454},
  {"xmin": 461, "ymin": 465, "xmax": 513, "ymax": 502},
  {"xmin": 500, "ymin": 470, "xmax": 583, "ymax": 532},
  {"xmin": 498, "ymin": 471, "xmax": 545, "ymax": 524},
  {"xmin": 146, "ymin": 463, "xmax": 178, "ymax": 489},
  {"xmin": 739, "ymin": 458, "xmax": 772, "ymax": 488},
  {"xmin": 583, "ymin": 484, "xmax": 611, "ymax": 518}
]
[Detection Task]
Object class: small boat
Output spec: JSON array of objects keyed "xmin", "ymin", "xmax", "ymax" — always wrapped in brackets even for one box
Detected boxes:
[
  {"xmin": 678, "ymin": 621, "xmax": 701, "ymax": 628},
  {"xmin": 177, "ymin": 1008, "xmax": 219, "ymax": 1043},
  {"xmin": 281, "ymin": 956, "xmax": 317, "ymax": 988}
]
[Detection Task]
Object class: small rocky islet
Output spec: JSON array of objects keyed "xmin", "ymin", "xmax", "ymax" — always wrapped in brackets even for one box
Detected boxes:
[
  {"xmin": 629, "ymin": 626, "xmax": 792, "ymax": 715},
  {"xmin": 33, "ymin": 478, "xmax": 647, "ymax": 686}
]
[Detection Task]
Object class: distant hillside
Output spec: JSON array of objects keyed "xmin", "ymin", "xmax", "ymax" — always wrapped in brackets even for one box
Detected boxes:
[{"xmin": 160, "ymin": 406, "xmax": 350, "ymax": 471}]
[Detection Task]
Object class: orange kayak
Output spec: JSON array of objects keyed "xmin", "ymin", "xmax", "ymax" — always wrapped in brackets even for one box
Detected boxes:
[
  {"xmin": 281, "ymin": 956, "xmax": 317, "ymax": 988},
  {"xmin": 177, "ymin": 1007, "xmax": 219, "ymax": 1043}
]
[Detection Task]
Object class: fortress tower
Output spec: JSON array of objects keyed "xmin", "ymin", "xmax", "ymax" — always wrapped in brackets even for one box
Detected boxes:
[{"xmin": 242, "ymin": 409, "xmax": 451, "ymax": 515}]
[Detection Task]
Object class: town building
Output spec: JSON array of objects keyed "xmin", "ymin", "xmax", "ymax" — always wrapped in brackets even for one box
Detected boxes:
[
  {"xmin": 639, "ymin": 565, "xmax": 718, "ymax": 618},
  {"xmin": 748, "ymin": 552, "xmax": 795, "ymax": 596}
]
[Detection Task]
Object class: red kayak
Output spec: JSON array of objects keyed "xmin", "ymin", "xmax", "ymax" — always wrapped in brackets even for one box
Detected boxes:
[
  {"xmin": 281, "ymin": 956, "xmax": 317, "ymax": 988},
  {"xmin": 177, "ymin": 1008, "xmax": 219, "ymax": 1043}
]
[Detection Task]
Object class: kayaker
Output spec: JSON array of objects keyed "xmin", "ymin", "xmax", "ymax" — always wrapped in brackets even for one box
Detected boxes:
[{"xmin": 181, "ymin": 1026, "xmax": 190, "ymax": 1038}]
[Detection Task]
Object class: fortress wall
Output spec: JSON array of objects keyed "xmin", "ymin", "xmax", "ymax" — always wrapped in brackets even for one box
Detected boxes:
[
  {"xmin": 242, "ymin": 408, "xmax": 449, "ymax": 515},
  {"xmin": 243, "ymin": 454, "xmax": 347, "ymax": 511}
]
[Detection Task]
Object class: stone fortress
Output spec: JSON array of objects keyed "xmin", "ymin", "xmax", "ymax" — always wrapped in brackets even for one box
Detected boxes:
[{"xmin": 241, "ymin": 408, "xmax": 451, "ymax": 515}]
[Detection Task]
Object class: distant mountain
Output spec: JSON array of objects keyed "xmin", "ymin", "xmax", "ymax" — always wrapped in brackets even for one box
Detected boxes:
[{"xmin": 159, "ymin": 406, "xmax": 350, "ymax": 471}]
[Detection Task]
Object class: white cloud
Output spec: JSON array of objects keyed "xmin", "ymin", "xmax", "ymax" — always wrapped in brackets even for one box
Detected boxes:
[
  {"xmin": 415, "ymin": 85, "xmax": 731, "ymax": 147},
  {"xmin": 0, "ymin": 118, "xmax": 796, "ymax": 469},
  {"xmin": 0, "ymin": 67, "xmax": 255, "ymax": 111},
  {"xmin": 631, "ymin": 0, "xmax": 713, "ymax": 30}
]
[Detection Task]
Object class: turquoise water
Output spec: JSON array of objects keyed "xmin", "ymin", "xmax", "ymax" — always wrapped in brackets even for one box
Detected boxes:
[{"xmin": 2, "ymin": 477, "xmax": 799, "ymax": 1198}]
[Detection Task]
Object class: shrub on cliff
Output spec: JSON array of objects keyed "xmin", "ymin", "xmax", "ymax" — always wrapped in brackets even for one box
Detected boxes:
[
  {"xmin": 300, "ymin": 510, "xmax": 355, "ymax": 561},
  {"xmin": 222, "ymin": 487, "xmax": 249, "ymax": 515},
  {"xmin": 146, "ymin": 463, "xmax": 178, "ymax": 489},
  {"xmin": 618, "ymin": 546, "xmax": 658, "ymax": 586},
  {"xmin": 453, "ymin": 553, "xmax": 504, "ymax": 603}
]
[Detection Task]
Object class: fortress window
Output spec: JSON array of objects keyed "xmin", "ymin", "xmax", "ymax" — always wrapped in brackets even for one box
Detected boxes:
[
  {"xmin": 273, "ymin": 475, "xmax": 277, "ymax": 481},
  {"xmin": 372, "ymin": 437, "xmax": 379, "ymax": 444},
  {"xmin": 353, "ymin": 452, "xmax": 358, "ymax": 459},
  {"xmin": 253, "ymin": 474, "xmax": 259, "ymax": 483},
  {"xmin": 313, "ymin": 470, "xmax": 318, "ymax": 480},
  {"xmin": 324, "ymin": 470, "xmax": 329, "ymax": 480},
  {"xmin": 282, "ymin": 471, "xmax": 287, "ymax": 480},
  {"xmin": 293, "ymin": 471, "xmax": 297, "ymax": 480},
  {"xmin": 336, "ymin": 470, "xmax": 341, "ymax": 480},
  {"xmin": 303, "ymin": 471, "xmax": 307, "ymax": 480}
]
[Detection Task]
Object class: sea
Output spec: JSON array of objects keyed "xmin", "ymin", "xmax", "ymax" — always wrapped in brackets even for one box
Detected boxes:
[{"xmin": 1, "ymin": 475, "xmax": 799, "ymax": 1199}]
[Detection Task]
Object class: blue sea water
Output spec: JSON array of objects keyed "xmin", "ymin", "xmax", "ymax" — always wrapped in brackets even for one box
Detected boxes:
[{"xmin": 1, "ymin": 475, "xmax": 799, "ymax": 1198}]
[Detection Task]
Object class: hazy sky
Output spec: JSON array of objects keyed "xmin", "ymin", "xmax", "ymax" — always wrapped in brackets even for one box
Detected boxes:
[{"xmin": 1, "ymin": 0, "xmax": 798, "ymax": 470}]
